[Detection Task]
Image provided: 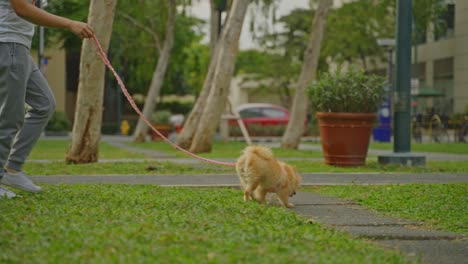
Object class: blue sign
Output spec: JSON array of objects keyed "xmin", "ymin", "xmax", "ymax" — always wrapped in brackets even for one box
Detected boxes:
[{"xmin": 373, "ymin": 85, "xmax": 392, "ymax": 142}]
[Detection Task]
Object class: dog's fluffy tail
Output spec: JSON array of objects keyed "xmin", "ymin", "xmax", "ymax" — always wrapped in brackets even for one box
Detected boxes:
[
  {"xmin": 242, "ymin": 145, "xmax": 275, "ymax": 161},
  {"xmin": 238, "ymin": 145, "xmax": 274, "ymax": 184}
]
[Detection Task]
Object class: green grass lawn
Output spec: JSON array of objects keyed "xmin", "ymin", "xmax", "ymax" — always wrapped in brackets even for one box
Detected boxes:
[
  {"xmin": 29, "ymin": 140, "xmax": 148, "ymax": 160},
  {"xmin": 288, "ymin": 160, "xmax": 468, "ymax": 173},
  {"xmin": 307, "ymin": 184, "xmax": 468, "ymax": 234},
  {"xmin": 32, "ymin": 139, "xmax": 468, "ymax": 162},
  {"xmin": 23, "ymin": 139, "xmax": 468, "ymax": 175},
  {"xmin": 4, "ymin": 139, "xmax": 466, "ymax": 262},
  {"xmin": 24, "ymin": 161, "xmax": 234, "ymax": 175},
  {"xmin": 0, "ymin": 185, "xmax": 411, "ymax": 263},
  {"xmin": 369, "ymin": 142, "xmax": 468, "ymax": 155},
  {"xmin": 129, "ymin": 141, "xmax": 325, "ymax": 158}
]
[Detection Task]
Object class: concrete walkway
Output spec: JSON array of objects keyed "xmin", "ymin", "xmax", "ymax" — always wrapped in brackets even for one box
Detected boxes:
[
  {"xmin": 32, "ymin": 135, "xmax": 468, "ymax": 263},
  {"xmin": 291, "ymin": 192, "xmax": 467, "ymax": 264}
]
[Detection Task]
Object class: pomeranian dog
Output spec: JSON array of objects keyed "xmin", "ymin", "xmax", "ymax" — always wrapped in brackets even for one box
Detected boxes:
[{"xmin": 235, "ymin": 145, "xmax": 302, "ymax": 208}]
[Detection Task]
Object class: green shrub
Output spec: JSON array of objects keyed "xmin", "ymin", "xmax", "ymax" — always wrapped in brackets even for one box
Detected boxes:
[
  {"xmin": 151, "ymin": 110, "xmax": 172, "ymax": 124},
  {"xmin": 158, "ymin": 101, "xmax": 193, "ymax": 115},
  {"xmin": 308, "ymin": 68, "xmax": 386, "ymax": 113},
  {"xmin": 46, "ymin": 111, "xmax": 71, "ymax": 132},
  {"xmin": 101, "ymin": 122, "xmax": 120, "ymax": 135}
]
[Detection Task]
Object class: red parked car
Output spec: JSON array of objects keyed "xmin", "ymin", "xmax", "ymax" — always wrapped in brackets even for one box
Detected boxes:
[{"xmin": 229, "ymin": 103, "xmax": 291, "ymax": 136}]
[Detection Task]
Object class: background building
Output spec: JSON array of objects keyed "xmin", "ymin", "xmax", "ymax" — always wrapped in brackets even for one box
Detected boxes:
[{"xmin": 410, "ymin": 0, "xmax": 466, "ymax": 115}]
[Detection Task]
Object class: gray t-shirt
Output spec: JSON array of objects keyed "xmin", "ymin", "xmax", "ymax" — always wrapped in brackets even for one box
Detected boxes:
[{"xmin": 0, "ymin": 0, "xmax": 35, "ymax": 48}]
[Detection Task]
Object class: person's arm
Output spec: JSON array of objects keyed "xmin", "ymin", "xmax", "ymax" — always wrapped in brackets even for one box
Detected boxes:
[{"xmin": 10, "ymin": 0, "xmax": 94, "ymax": 39}]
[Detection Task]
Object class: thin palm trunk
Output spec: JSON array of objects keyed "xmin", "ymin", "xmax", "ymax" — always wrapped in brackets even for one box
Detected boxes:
[
  {"xmin": 189, "ymin": 0, "xmax": 250, "ymax": 153},
  {"xmin": 174, "ymin": 54, "xmax": 217, "ymax": 148},
  {"xmin": 281, "ymin": 0, "xmax": 332, "ymax": 149},
  {"xmin": 175, "ymin": 0, "xmax": 224, "ymax": 149},
  {"xmin": 210, "ymin": 0, "xmax": 221, "ymax": 58},
  {"xmin": 132, "ymin": 0, "xmax": 176, "ymax": 142}
]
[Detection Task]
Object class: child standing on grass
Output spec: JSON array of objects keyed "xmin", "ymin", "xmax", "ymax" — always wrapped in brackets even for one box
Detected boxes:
[{"xmin": 0, "ymin": 0, "xmax": 93, "ymax": 198}]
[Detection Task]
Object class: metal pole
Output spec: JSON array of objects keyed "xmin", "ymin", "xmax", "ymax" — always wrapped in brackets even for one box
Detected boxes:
[
  {"xmin": 393, "ymin": 0, "xmax": 412, "ymax": 153},
  {"xmin": 378, "ymin": 2, "xmax": 425, "ymax": 166}
]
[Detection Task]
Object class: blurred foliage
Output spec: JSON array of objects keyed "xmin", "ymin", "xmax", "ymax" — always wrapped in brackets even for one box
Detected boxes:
[
  {"xmin": 236, "ymin": 7, "xmax": 317, "ymax": 106},
  {"xmin": 111, "ymin": 0, "xmax": 207, "ymax": 96},
  {"xmin": 38, "ymin": 0, "xmax": 446, "ymax": 102},
  {"xmin": 235, "ymin": 49, "xmax": 300, "ymax": 106},
  {"xmin": 236, "ymin": 0, "xmax": 447, "ymax": 101},
  {"xmin": 308, "ymin": 68, "xmax": 386, "ymax": 113},
  {"xmin": 41, "ymin": 0, "xmax": 90, "ymax": 51},
  {"xmin": 151, "ymin": 110, "xmax": 172, "ymax": 124},
  {"xmin": 157, "ymin": 101, "xmax": 194, "ymax": 115},
  {"xmin": 413, "ymin": 0, "xmax": 450, "ymax": 41},
  {"xmin": 45, "ymin": 111, "xmax": 72, "ymax": 132},
  {"xmin": 322, "ymin": 0, "xmax": 395, "ymax": 68},
  {"xmin": 41, "ymin": 0, "xmax": 208, "ymax": 98}
]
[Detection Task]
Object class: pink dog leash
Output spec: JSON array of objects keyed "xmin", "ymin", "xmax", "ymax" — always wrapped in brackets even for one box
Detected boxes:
[{"xmin": 91, "ymin": 35, "xmax": 236, "ymax": 167}]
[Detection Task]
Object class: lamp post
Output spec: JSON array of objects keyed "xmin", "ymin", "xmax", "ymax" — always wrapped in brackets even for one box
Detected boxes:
[
  {"xmin": 377, "ymin": 0, "xmax": 426, "ymax": 166},
  {"xmin": 377, "ymin": 38, "xmax": 396, "ymax": 93}
]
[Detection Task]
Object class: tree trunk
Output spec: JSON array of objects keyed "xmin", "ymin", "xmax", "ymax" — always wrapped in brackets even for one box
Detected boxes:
[
  {"xmin": 66, "ymin": 0, "xmax": 117, "ymax": 164},
  {"xmin": 175, "ymin": 0, "xmax": 224, "ymax": 149},
  {"xmin": 174, "ymin": 55, "xmax": 217, "ymax": 149},
  {"xmin": 189, "ymin": 0, "xmax": 250, "ymax": 153},
  {"xmin": 132, "ymin": 0, "xmax": 176, "ymax": 142},
  {"xmin": 281, "ymin": 0, "xmax": 332, "ymax": 149}
]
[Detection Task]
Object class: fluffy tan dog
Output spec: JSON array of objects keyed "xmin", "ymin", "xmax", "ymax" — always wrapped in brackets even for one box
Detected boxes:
[{"xmin": 235, "ymin": 145, "xmax": 302, "ymax": 208}]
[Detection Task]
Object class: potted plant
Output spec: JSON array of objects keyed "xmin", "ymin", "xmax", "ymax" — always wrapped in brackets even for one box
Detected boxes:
[
  {"xmin": 149, "ymin": 110, "xmax": 174, "ymax": 140},
  {"xmin": 308, "ymin": 68, "xmax": 385, "ymax": 166}
]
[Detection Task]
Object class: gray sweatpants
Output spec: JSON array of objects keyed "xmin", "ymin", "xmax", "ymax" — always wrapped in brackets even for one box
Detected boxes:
[{"xmin": 0, "ymin": 42, "xmax": 56, "ymax": 172}]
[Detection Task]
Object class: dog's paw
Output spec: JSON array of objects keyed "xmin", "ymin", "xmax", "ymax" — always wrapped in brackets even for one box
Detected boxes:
[
  {"xmin": 286, "ymin": 203, "xmax": 294, "ymax": 208},
  {"xmin": 243, "ymin": 193, "xmax": 252, "ymax": 202}
]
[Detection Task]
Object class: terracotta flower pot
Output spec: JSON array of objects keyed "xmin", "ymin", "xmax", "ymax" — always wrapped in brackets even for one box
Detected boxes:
[{"xmin": 316, "ymin": 112, "xmax": 376, "ymax": 167}]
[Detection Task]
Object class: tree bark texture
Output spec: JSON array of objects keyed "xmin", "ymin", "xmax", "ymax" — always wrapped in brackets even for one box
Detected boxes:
[
  {"xmin": 281, "ymin": 0, "xmax": 332, "ymax": 149},
  {"xmin": 132, "ymin": 0, "xmax": 176, "ymax": 142},
  {"xmin": 175, "ymin": 1, "xmax": 224, "ymax": 149},
  {"xmin": 210, "ymin": 0, "xmax": 221, "ymax": 58},
  {"xmin": 174, "ymin": 54, "xmax": 216, "ymax": 149},
  {"xmin": 189, "ymin": 0, "xmax": 250, "ymax": 153},
  {"xmin": 66, "ymin": 0, "xmax": 117, "ymax": 163}
]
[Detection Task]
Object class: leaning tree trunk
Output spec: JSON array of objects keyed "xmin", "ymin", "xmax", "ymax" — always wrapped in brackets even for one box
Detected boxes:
[
  {"xmin": 281, "ymin": 0, "xmax": 332, "ymax": 149},
  {"xmin": 210, "ymin": 0, "xmax": 221, "ymax": 58},
  {"xmin": 189, "ymin": 0, "xmax": 250, "ymax": 153},
  {"xmin": 66, "ymin": 0, "xmax": 117, "ymax": 164},
  {"xmin": 175, "ymin": 0, "xmax": 224, "ymax": 149},
  {"xmin": 174, "ymin": 53, "xmax": 217, "ymax": 149},
  {"xmin": 133, "ymin": 0, "xmax": 176, "ymax": 142}
]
